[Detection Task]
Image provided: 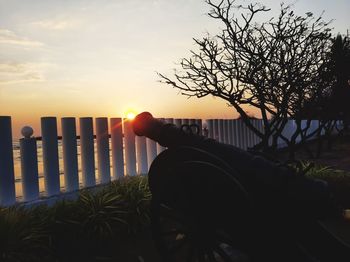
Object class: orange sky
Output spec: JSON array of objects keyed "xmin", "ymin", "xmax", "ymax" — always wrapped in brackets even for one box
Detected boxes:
[
  {"xmin": 6, "ymin": 94, "xmax": 247, "ymax": 139},
  {"xmin": 1, "ymin": 0, "xmax": 349, "ymax": 139}
]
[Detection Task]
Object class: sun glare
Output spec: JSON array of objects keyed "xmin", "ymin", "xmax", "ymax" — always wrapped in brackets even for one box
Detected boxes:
[{"xmin": 126, "ymin": 111, "xmax": 136, "ymax": 120}]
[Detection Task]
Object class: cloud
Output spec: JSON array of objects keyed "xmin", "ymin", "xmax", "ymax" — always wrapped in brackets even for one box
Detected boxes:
[
  {"xmin": 0, "ymin": 29, "xmax": 44, "ymax": 47},
  {"xmin": 0, "ymin": 62, "xmax": 46, "ymax": 85},
  {"xmin": 31, "ymin": 18, "xmax": 79, "ymax": 30}
]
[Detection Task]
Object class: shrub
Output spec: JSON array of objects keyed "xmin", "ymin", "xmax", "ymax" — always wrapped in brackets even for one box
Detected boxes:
[
  {"xmin": 106, "ymin": 176, "xmax": 151, "ymax": 234},
  {"xmin": 0, "ymin": 206, "xmax": 51, "ymax": 261},
  {"xmin": 0, "ymin": 175, "xmax": 152, "ymax": 261},
  {"xmin": 300, "ymin": 162, "xmax": 350, "ymax": 208}
]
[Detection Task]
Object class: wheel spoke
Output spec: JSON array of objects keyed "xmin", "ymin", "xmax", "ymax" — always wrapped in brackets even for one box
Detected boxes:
[
  {"xmin": 162, "ymin": 228, "xmax": 183, "ymax": 237},
  {"xmin": 214, "ymin": 230, "xmax": 235, "ymax": 246},
  {"xmin": 159, "ymin": 204, "xmax": 186, "ymax": 224},
  {"xmin": 205, "ymin": 249, "xmax": 216, "ymax": 262},
  {"xmin": 196, "ymin": 247, "xmax": 206, "ymax": 262},
  {"xmin": 214, "ymin": 245, "xmax": 234, "ymax": 262},
  {"xmin": 167, "ymin": 236, "xmax": 189, "ymax": 254}
]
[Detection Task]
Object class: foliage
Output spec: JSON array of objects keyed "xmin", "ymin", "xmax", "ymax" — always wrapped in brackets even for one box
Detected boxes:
[
  {"xmin": 106, "ymin": 176, "xmax": 152, "ymax": 234},
  {"xmin": 159, "ymin": 0, "xmax": 337, "ymax": 156},
  {"xmin": 0, "ymin": 206, "xmax": 50, "ymax": 261},
  {"xmin": 76, "ymin": 190, "xmax": 127, "ymax": 239},
  {"xmin": 297, "ymin": 161, "xmax": 347, "ymax": 179},
  {"xmin": 0, "ymin": 176, "xmax": 151, "ymax": 261},
  {"xmin": 328, "ymin": 35, "xmax": 350, "ymax": 124},
  {"xmin": 297, "ymin": 161, "xmax": 350, "ymax": 208},
  {"xmin": 300, "ymin": 35, "xmax": 350, "ymax": 123}
]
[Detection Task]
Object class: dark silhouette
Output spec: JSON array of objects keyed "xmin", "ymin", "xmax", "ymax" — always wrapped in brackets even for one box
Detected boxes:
[
  {"xmin": 133, "ymin": 112, "xmax": 350, "ymax": 262},
  {"xmin": 296, "ymin": 34, "xmax": 350, "ymax": 157},
  {"xmin": 328, "ymin": 34, "xmax": 350, "ymax": 130},
  {"xmin": 158, "ymin": 0, "xmax": 335, "ymax": 157}
]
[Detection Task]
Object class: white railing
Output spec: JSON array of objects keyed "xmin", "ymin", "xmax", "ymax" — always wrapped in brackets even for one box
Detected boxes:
[{"xmin": 0, "ymin": 116, "xmax": 339, "ymax": 206}]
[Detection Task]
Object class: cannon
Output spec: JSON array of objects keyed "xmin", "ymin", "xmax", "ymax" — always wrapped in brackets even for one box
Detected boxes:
[{"xmin": 133, "ymin": 112, "xmax": 350, "ymax": 262}]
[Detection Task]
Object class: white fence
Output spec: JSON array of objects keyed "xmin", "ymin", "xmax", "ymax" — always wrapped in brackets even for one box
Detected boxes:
[{"xmin": 0, "ymin": 116, "xmax": 336, "ymax": 206}]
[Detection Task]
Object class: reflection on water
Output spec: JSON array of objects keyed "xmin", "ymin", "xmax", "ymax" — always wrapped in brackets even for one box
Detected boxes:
[{"xmin": 13, "ymin": 140, "xmax": 119, "ymax": 199}]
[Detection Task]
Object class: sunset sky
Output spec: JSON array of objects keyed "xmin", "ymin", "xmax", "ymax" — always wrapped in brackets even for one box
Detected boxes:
[{"xmin": 1, "ymin": 0, "xmax": 349, "ymax": 138}]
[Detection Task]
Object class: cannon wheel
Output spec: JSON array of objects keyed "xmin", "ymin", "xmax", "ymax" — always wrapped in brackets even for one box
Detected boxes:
[{"xmin": 149, "ymin": 147, "xmax": 252, "ymax": 262}]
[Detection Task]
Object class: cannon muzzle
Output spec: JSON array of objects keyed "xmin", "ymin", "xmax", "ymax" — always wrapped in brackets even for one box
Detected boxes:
[{"xmin": 132, "ymin": 112, "xmax": 165, "ymax": 141}]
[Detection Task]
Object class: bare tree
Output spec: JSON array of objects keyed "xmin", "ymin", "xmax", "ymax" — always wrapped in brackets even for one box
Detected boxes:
[{"xmin": 159, "ymin": 0, "xmax": 333, "ymax": 155}]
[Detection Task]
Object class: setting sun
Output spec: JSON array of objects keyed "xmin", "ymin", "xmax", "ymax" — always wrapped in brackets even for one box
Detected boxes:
[{"xmin": 126, "ymin": 111, "xmax": 136, "ymax": 120}]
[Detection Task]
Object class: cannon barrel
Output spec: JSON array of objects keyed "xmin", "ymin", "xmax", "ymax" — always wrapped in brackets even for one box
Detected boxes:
[{"xmin": 133, "ymin": 111, "xmax": 208, "ymax": 148}]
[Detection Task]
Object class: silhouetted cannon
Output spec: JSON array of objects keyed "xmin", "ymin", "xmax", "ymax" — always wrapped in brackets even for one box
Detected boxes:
[{"xmin": 133, "ymin": 112, "xmax": 350, "ymax": 262}]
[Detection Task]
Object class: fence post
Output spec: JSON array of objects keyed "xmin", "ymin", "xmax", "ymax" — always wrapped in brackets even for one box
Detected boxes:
[
  {"xmin": 219, "ymin": 119, "xmax": 224, "ymax": 143},
  {"xmin": 123, "ymin": 119, "xmax": 137, "ymax": 176},
  {"xmin": 311, "ymin": 120, "xmax": 319, "ymax": 138},
  {"xmin": 0, "ymin": 116, "xmax": 16, "ymax": 205},
  {"xmin": 195, "ymin": 119, "xmax": 203, "ymax": 135},
  {"xmin": 234, "ymin": 119, "xmax": 239, "ymax": 146},
  {"xmin": 241, "ymin": 120, "xmax": 248, "ymax": 150},
  {"xmin": 165, "ymin": 118, "xmax": 174, "ymax": 124},
  {"xmin": 96, "ymin": 117, "xmax": 111, "ymax": 184},
  {"xmin": 320, "ymin": 120, "xmax": 325, "ymax": 135},
  {"xmin": 146, "ymin": 138, "xmax": 157, "ymax": 170},
  {"xmin": 231, "ymin": 120, "xmax": 238, "ymax": 146},
  {"xmin": 222, "ymin": 120, "xmax": 227, "ymax": 144},
  {"xmin": 156, "ymin": 118, "xmax": 166, "ymax": 154},
  {"xmin": 251, "ymin": 119, "xmax": 258, "ymax": 146},
  {"xmin": 258, "ymin": 119, "xmax": 264, "ymax": 145},
  {"xmin": 237, "ymin": 119, "xmax": 244, "ymax": 149},
  {"xmin": 254, "ymin": 120, "xmax": 260, "ymax": 147},
  {"xmin": 61, "ymin": 118, "xmax": 79, "ymax": 192},
  {"xmin": 253, "ymin": 119, "xmax": 259, "ymax": 146},
  {"xmin": 20, "ymin": 126, "xmax": 39, "ymax": 201},
  {"xmin": 189, "ymin": 119, "xmax": 196, "ymax": 125},
  {"xmin": 280, "ymin": 119, "xmax": 296, "ymax": 147},
  {"xmin": 207, "ymin": 119, "xmax": 214, "ymax": 139},
  {"xmin": 224, "ymin": 120, "xmax": 230, "ymax": 144},
  {"xmin": 182, "ymin": 119, "xmax": 190, "ymax": 125},
  {"xmin": 247, "ymin": 120, "xmax": 253, "ymax": 148},
  {"xmin": 189, "ymin": 118, "xmax": 197, "ymax": 134},
  {"xmin": 228, "ymin": 119, "xmax": 233, "ymax": 145},
  {"xmin": 213, "ymin": 119, "xmax": 219, "ymax": 141},
  {"xmin": 174, "ymin": 119, "xmax": 182, "ymax": 128},
  {"xmin": 110, "ymin": 118, "xmax": 124, "ymax": 179},
  {"xmin": 136, "ymin": 136, "xmax": 148, "ymax": 175},
  {"xmin": 238, "ymin": 119, "xmax": 245, "ymax": 149},
  {"xmin": 252, "ymin": 121, "xmax": 257, "ymax": 147},
  {"xmin": 41, "ymin": 117, "xmax": 60, "ymax": 196},
  {"xmin": 79, "ymin": 117, "xmax": 96, "ymax": 187}
]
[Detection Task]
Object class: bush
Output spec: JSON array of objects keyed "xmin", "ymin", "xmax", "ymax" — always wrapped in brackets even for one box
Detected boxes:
[
  {"xmin": 106, "ymin": 176, "xmax": 151, "ymax": 234},
  {"xmin": 0, "ymin": 206, "xmax": 51, "ymax": 261},
  {"xmin": 300, "ymin": 162, "xmax": 350, "ymax": 208},
  {"xmin": 0, "ymin": 175, "xmax": 151, "ymax": 261}
]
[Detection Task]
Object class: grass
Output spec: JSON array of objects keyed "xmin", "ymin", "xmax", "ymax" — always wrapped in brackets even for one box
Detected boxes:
[
  {"xmin": 301, "ymin": 162, "xmax": 350, "ymax": 209},
  {"xmin": 0, "ymin": 175, "xmax": 153, "ymax": 261}
]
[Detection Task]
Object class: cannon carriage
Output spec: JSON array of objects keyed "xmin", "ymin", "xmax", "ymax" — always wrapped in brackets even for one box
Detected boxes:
[
  {"xmin": 133, "ymin": 112, "xmax": 350, "ymax": 262},
  {"xmin": 149, "ymin": 146, "xmax": 253, "ymax": 262}
]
